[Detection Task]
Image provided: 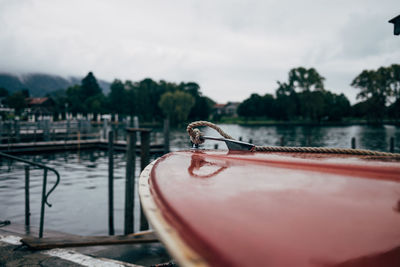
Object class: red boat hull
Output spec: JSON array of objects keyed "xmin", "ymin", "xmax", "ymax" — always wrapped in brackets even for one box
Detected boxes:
[{"xmin": 139, "ymin": 150, "xmax": 400, "ymax": 267}]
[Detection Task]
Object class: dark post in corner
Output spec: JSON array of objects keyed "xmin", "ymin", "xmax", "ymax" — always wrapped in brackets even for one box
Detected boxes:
[
  {"xmin": 25, "ymin": 166, "xmax": 30, "ymax": 227},
  {"xmin": 163, "ymin": 118, "xmax": 170, "ymax": 154},
  {"xmin": 108, "ymin": 131, "xmax": 115, "ymax": 235},
  {"xmin": 139, "ymin": 129, "xmax": 151, "ymax": 231},
  {"xmin": 124, "ymin": 128, "xmax": 136, "ymax": 234},
  {"xmin": 389, "ymin": 15, "xmax": 400, "ymax": 35},
  {"xmin": 124, "ymin": 127, "xmax": 152, "ymax": 234}
]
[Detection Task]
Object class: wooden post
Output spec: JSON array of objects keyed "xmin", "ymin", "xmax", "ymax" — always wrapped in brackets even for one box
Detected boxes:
[
  {"xmin": 25, "ymin": 166, "xmax": 30, "ymax": 227},
  {"xmin": 66, "ymin": 118, "xmax": 70, "ymax": 141},
  {"xmin": 163, "ymin": 118, "xmax": 170, "ymax": 154},
  {"xmin": 103, "ymin": 119, "xmax": 108, "ymax": 140},
  {"xmin": 124, "ymin": 129, "xmax": 136, "ymax": 234},
  {"xmin": 140, "ymin": 130, "xmax": 151, "ymax": 171},
  {"xmin": 43, "ymin": 120, "xmax": 50, "ymax": 141},
  {"xmin": 351, "ymin": 137, "xmax": 356, "ymax": 149},
  {"xmin": 14, "ymin": 120, "xmax": 20, "ymax": 143},
  {"xmin": 77, "ymin": 131, "xmax": 81, "ymax": 151},
  {"xmin": 390, "ymin": 137, "xmax": 395, "ymax": 153},
  {"xmin": 249, "ymin": 138, "xmax": 253, "ymax": 144},
  {"xmin": 140, "ymin": 129, "xmax": 151, "ymax": 231},
  {"xmin": 108, "ymin": 131, "xmax": 115, "ymax": 235}
]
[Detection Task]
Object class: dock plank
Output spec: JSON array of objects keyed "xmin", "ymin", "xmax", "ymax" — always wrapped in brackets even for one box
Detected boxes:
[{"xmin": 21, "ymin": 231, "xmax": 159, "ymax": 250}]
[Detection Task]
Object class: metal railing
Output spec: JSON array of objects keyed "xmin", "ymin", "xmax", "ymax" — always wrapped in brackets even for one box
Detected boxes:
[{"xmin": 0, "ymin": 152, "xmax": 60, "ymax": 238}]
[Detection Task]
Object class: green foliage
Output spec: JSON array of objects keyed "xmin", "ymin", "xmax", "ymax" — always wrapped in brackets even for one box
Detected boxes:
[
  {"xmin": 108, "ymin": 79, "xmax": 127, "ymax": 115},
  {"xmin": 288, "ymin": 67, "xmax": 325, "ymax": 91},
  {"xmin": 64, "ymin": 72, "xmax": 106, "ymax": 116},
  {"xmin": 351, "ymin": 64, "xmax": 400, "ymax": 122},
  {"xmin": 81, "ymin": 72, "xmax": 102, "ymax": 99},
  {"xmin": 6, "ymin": 90, "xmax": 27, "ymax": 115},
  {"xmin": 237, "ymin": 94, "xmax": 264, "ymax": 117},
  {"xmin": 158, "ymin": 91, "xmax": 195, "ymax": 125},
  {"xmin": 0, "ymin": 88, "xmax": 9, "ymax": 98},
  {"xmin": 239, "ymin": 67, "xmax": 351, "ymax": 122},
  {"xmin": 3, "ymin": 64, "xmax": 396, "ymax": 124}
]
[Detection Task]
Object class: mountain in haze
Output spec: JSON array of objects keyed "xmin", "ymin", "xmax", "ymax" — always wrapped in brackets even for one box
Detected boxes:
[{"xmin": 0, "ymin": 73, "xmax": 111, "ymax": 96}]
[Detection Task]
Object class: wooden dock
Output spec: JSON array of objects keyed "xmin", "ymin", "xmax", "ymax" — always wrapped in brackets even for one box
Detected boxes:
[
  {"xmin": 0, "ymin": 139, "xmax": 165, "ymax": 154},
  {"xmin": 0, "ymin": 222, "xmax": 174, "ymax": 266}
]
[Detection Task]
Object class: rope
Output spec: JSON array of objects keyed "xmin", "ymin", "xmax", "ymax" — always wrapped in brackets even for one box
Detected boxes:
[
  {"xmin": 187, "ymin": 121, "xmax": 400, "ymax": 158},
  {"xmin": 187, "ymin": 121, "xmax": 233, "ymax": 145}
]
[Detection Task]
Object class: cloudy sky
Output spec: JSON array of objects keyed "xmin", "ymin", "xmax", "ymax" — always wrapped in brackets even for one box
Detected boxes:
[{"xmin": 0, "ymin": 0, "xmax": 399, "ymax": 103}]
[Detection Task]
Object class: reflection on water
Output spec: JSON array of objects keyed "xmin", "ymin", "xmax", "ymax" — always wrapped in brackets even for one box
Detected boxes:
[{"xmin": 0, "ymin": 125, "xmax": 399, "ymax": 235}]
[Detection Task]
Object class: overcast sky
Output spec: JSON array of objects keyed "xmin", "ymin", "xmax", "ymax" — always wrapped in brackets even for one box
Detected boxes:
[{"xmin": 0, "ymin": 0, "xmax": 398, "ymax": 103}]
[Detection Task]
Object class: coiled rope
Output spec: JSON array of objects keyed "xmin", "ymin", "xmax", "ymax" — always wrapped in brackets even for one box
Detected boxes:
[{"xmin": 187, "ymin": 121, "xmax": 400, "ymax": 158}]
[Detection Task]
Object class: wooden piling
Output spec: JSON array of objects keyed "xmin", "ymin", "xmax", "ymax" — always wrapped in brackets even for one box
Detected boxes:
[
  {"xmin": 351, "ymin": 137, "xmax": 356, "ymax": 149},
  {"xmin": 103, "ymin": 119, "xmax": 108, "ymax": 140},
  {"xmin": 163, "ymin": 118, "xmax": 170, "ymax": 154},
  {"xmin": 14, "ymin": 120, "xmax": 20, "ymax": 143},
  {"xmin": 108, "ymin": 131, "xmax": 115, "ymax": 235},
  {"xmin": 43, "ymin": 120, "xmax": 50, "ymax": 141},
  {"xmin": 77, "ymin": 131, "xmax": 81, "ymax": 151},
  {"xmin": 140, "ymin": 129, "xmax": 151, "ymax": 231},
  {"xmin": 66, "ymin": 119, "xmax": 70, "ymax": 141},
  {"xmin": 124, "ymin": 128, "xmax": 136, "ymax": 234},
  {"xmin": 25, "ymin": 166, "xmax": 30, "ymax": 227},
  {"xmin": 140, "ymin": 130, "xmax": 151, "ymax": 172}
]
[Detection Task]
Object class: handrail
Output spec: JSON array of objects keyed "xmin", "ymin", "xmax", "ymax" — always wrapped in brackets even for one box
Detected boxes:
[{"xmin": 0, "ymin": 151, "xmax": 60, "ymax": 238}]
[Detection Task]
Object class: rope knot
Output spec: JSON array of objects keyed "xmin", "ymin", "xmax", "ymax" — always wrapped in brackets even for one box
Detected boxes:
[{"xmin": 189, "ymin": 128, "xmax": 204, "ymax": 145}]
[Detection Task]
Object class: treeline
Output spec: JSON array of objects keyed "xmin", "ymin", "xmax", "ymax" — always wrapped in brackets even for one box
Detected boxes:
[
  {"xmin": 1, "ymin": 72, "xmax": 215, "ymax": 124},
  {"xmin": 1, "ymin": 64, "xmax": 399, "ymax": 124},
  {"xmin": 237, "ymin": 65, "xmax": 400, "ymax": 123}
]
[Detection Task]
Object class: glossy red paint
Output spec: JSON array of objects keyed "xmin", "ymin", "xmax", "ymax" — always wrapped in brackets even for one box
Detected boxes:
[{"xmin": 149, "ymin": 150, "xmax": 400, "ymax": 267}]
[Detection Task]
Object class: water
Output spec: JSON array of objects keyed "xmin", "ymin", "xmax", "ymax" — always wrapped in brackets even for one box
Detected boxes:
[{"xmin": 0, "ymin": 124, "xmax": 399, "ymax": 236}]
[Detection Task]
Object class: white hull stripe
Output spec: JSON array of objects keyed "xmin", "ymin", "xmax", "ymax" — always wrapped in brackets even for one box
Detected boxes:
[{"xmin": 0, "ymin": 235, "xmax": 140, "ymax": 267}]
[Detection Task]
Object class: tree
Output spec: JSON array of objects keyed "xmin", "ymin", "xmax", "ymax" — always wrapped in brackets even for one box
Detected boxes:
[
  {"xmin": 274, "ymin": 67, "xmax": 326, "ymax": 120},
  {"xmin": 158, "ymin": 91, "xmax": 195, "ymax": 125},
  {"xmin": 81, "ymin": 72, "xmax": 102, "ymax": 99},
  {"xmin": 237, "ymin": 93, "xmax": 264, "ymax": 118},
  {"xmin": 351, "ymin": 67, "xmax": 391, "ymax": 122},
  {"xmin": 387, "ymin": 64, "xmax": 400, "ymax": 122},
  {"xmin": 288, "ymin": 67, "xmax": 325, "ymax": 92},
  {"xmin": 274, "ymin": 82, "xmax": 298, "ymax": 120},
  {"xmin": 324, "ymin": 92, "xmax": 351, "ymax": 121},
  {"xmin": 66, "ymin": 85, "xmax": 84, "ymax": 115},
  {"xmin": 108, "ymin": 79, "xmax": 127, "ymax": 115},
  {"xmin": 0, "ymin": 87, "xmax": 9, "ymax": 98},
  {"xmin": 6, "ymin": 91, "xmax": 27, "ymax": 115},
  {"xmin": 64, "ymin": 72, "xmax": 105, "ymax": 118}
]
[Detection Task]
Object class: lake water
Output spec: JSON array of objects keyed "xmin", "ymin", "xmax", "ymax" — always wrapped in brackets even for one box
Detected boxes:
[{"xmin": 0, "ymin": 124, "xmax": 399, "ymax": 236}]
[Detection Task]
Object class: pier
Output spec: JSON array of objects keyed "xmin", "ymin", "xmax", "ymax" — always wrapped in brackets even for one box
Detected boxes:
[{"xmin": 0, "ymin": 223, "xmax": 173, "ymax": 266}]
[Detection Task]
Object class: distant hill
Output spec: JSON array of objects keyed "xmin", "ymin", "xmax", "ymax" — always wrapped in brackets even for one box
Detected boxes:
[{"xmin": 0, "ymin": 73, "xmax": 111, "ymax": 96}]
